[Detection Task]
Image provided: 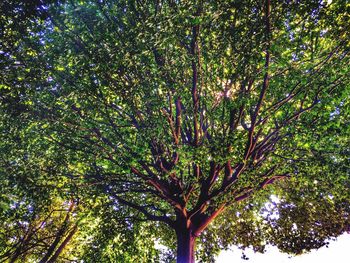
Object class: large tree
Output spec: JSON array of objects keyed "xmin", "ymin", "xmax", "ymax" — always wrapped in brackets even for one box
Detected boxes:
[{"xmin": 1, "ymin": 0, "xmax": 350, "ymax": 262}]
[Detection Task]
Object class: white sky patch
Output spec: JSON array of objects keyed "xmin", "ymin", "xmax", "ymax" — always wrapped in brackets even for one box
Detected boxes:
[
  {"xmin": 217, "ymin": 233, "xmax": 350, "ymax": 263},
  {"xmin": 270, "ymin": 195, "xmax": 280, "ymax": 204},
  {"xmin": 154, "ymin": 239, "xmax": 169, "ymax": 251},
  {"xmin": 260, "ymin": 195, "xmax": 281, "ymax": 220}
]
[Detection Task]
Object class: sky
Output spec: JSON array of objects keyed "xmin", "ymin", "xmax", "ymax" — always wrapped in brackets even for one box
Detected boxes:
[{"xmin": 217, "ymin": 233, "xmax": 350, "ymax": 263}]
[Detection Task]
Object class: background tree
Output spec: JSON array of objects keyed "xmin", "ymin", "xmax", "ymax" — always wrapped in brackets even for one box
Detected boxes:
[
  {"xmin": 1, "ymin": 0, "xmax": 349, "ymax": 262},
  {"xmin": 0, "ymin": 78, "xmax": 161, "ymax": 262}
]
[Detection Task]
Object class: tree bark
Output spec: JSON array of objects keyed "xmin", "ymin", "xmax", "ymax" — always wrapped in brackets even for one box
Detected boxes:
[
  {"xmin": 176, "ymin": 228, "xmax": 196, "ymax": 263},
  {"xmin": 47, "ymin": 225, "xmax": 78, "ymax": 263}
]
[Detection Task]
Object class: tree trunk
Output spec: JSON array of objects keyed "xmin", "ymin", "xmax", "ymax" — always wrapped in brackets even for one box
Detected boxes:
[
  {"xmin": 47, "ymin": 225, "xmax": 77, "ymax": 263},
  {"xmin": 176, "ymin": 228, "xmax": 196, "ymax": 263}
]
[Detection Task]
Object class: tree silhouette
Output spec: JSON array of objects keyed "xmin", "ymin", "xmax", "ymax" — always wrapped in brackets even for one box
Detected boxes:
[{"xmin": 1, "ymin": 0, "xmax": 349, "ymax": 262}]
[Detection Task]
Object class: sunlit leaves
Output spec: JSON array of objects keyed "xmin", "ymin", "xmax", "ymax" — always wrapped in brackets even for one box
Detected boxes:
[{"xmin": 1, "ymin": 0, "xmax": 349, "ymax": 262}]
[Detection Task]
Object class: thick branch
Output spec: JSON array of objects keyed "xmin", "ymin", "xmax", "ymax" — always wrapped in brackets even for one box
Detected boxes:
[
  {"xmin": 193, "ymin": 204, "xmax": 226, "ymax": 237},
  {"xmin": 47, "ymin": 225, "xmax": 78, "ymax": 263},
  {"xmin": 191, "ymin": 14, "xmax": 201, "ymax": 146},
  {"xmin": 112, "ymin": 194, "xmax": 174, "ymax": 226},
  {"xmin": 131, "ymin": 166, "xmax": 184, "ymax": 210},
  {"xmin": 38, "ymin": 202, "xmax": 75, "ymax": 263},
  {"xmin": 244, "ymin": 0, "xmax": 271, "ymax": 161}
]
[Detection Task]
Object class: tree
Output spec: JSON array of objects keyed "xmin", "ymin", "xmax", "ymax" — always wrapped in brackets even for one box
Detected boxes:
[
  {"xmin": 0, "ymin": 89, "xmax": 80, "ymax": 262},
  {"xmin": 0, "ymin": 198, "xmax": 78, "ymax": 262},
  {"xmin": 1, "ymin": 0, "xmax": 349, "ymax": 262},
  {"xmin": 0, "ymin": 81, "xmax": 161, "ymax": 262}
]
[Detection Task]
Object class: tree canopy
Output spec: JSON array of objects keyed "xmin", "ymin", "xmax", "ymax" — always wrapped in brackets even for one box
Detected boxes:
[{"xmin": 1, "ymin": 0, "xmax": 350, "ymax": 262}]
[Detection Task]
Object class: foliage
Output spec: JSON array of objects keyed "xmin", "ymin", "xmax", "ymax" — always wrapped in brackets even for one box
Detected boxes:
[{"xmin": 1, "ymin": 0, "xmax": 349, "ymax": 262}]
